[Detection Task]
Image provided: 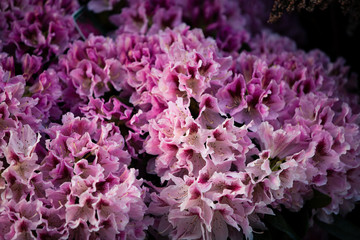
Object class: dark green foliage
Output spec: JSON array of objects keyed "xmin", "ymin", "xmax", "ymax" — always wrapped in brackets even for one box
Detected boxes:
[
  {"xmin": 306, "ymin": 189, "xmax": 332, "ymax": 209},
  {"xmin": 316, "ymin": 215, "xmax": 360, "ymax": 240}
]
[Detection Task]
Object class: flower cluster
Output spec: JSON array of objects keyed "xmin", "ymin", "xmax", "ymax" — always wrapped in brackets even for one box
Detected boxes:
[
  {"xmin": 0, "ymin": 0, "xmax": 79, "ymax": 78},
  {"xmin": 0, "ymin": 0, "xmax": 359, "ymax": 239},
  {"xmin": 142, "ymin": 30, "xmax": 360, "ymax": 238},
  {"xmin": 0, "ymin": 112, "xmax": 151, "ymax": 239}
]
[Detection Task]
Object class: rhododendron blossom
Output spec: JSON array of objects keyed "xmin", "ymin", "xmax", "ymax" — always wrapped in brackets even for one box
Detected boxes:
[{"xmin": 0, "ymin": 0, "xmax": 359, "ymax": 239}]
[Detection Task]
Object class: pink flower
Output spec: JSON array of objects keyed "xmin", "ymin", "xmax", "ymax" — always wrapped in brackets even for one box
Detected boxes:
[
  {"xmin": 216, "ymin": 74, "xmax": 247, "ymax": 117},
  {"xmin": 3, "ymin": 124, "xmax": 40, "ymax": 161}
]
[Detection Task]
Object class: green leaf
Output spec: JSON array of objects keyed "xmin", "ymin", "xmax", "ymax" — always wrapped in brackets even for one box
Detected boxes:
[
  {"xmin": 253, "ymin": 230, "xmax": 272, "ymax": 240},
  {"xmin": 307, "ymin": 189, "xmax": 332, "ymax": 209},
  {"xmin": 72, "ymin": 6, "xmax": 86, "ymax": 21},
  {"xmin": 264, "ymin": 211, "xmax": 301, "ymax": 240},
  {"xmin": 281, "ymin": 206, "xmax": 310, "ymax": 239},
  {"xmin": 316, "ymin": 215, "xmax": 360, "ymax": 240}
]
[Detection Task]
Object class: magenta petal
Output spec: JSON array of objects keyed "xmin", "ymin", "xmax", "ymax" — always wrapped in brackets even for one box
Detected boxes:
[
  {"xmin": 67, "ymin": 219, "xmax": 91, "ymax": 240},
  {"xmin": 216, "ymin": 74, "xmax": 247, "ymax": 116},
  {"xmin": 65, "ymin": 192, "xmax": 97, "ymax": 226}
]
